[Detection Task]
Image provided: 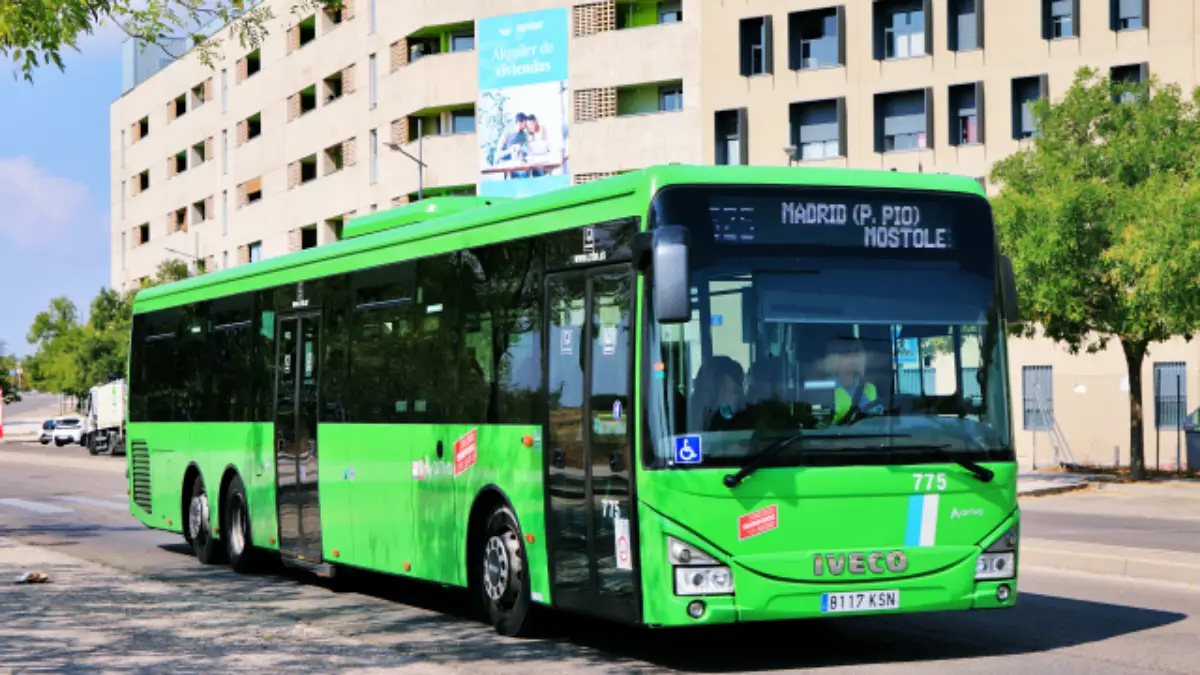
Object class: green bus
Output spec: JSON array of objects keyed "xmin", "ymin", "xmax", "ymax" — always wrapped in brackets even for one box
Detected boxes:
[{"xmin": 125, "ymin": 164, "xmax": 1021, "ymax": 636}]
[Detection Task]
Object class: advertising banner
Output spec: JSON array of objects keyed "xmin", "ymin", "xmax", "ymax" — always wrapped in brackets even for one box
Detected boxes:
[{"xmin": 477, "ymin": 8, "xmax": 571, "ymax": 198}]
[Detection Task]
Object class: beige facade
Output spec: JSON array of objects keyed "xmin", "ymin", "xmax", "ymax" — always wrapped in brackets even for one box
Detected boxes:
[{"xmin": 110, "ymin": 0, "xmax": 1197, "ymax": 470}]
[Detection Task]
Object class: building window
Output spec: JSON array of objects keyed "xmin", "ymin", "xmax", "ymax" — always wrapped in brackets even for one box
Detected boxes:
[
  {"xmin": 221, "ymin": 68, "xmax": 228, "ymax": 113},
  {"xmin": 222, "ymin": 130, "xmax": 228, "ymax": 174},
  {"xmin": 121, "ymin": 129, "xmax": 126, "ymax": 167},
  {"xmin": 369, "ymin": 0, "xmax": 376, "ymax": 34},
  {"xmin": 451, "ymin": 109, "xmax": 476, "ymax": 134},
  {"xmin": 1111, "ymin": 63, "xmax": 1148, "ymax": 103},
  {"xmin": 451, "ymin": 31, "xmax": 475, "ymax": 52},
  {"xmin": 1111, "ymin": 0, "xmax": 1147, "ymax": 31},
  {"xmin": 301, "ymin": 226, "xmax": 318, "ymax": 250},
  {"xmin": 659, "ymin": 0, "xmax": 682, "ymax": 23},
  {"xmin": 788, "ymin": 7, "xmax": 843, "ymax": 71},
  {"xmin": 948, "ymin": 0, "xmax": 982, "ymax": 51},
  {"xmin": 121, "ymin": 232, "xmax": 126, "ymax": 269},
  {"xmin": 249, "ymin": 241, "xmax": 262, "ymax": 263},
  {"xmin": 789, "ymin": 98, "xmax": 845, "ymax": 161},
  {"xmin": 121, "ymin": 181, "xmax": 126, "ymax": 218},
  {"xmin": 714, "ymin": 108, "xmax": 747, "ymax": 165},
  {"xmin": 949, "ymin": 82, "xmax": 984, "ymax": 146},
  {"xmin": 369, "ymin": 53, "xmax": 377, "ymax": 110},
  {"xmin": 1154, "ymin": 362, "xmax": 1187, "ymax": 430},
  {"xmin": 370, "ymin": 128, "xmax": 378, "ymax": 184},
  {"xmin": 739, "ymin": 16, "xmax": 773, "ymax": 76},
  {"xmin": 299, "ymin": 15, "xmax": 317, "ymax": 47},
  {"xmin": 222, "ymin": 190, "xmax": 228, "ymax": 235},
  {"xmin": 876, "ymin": 0, "xmax": 929, "ymax": 60},
  {"xmin": 1021, "ymin": 365, "xmax": 1053, "ymax": 430},
  {"xmin": 875, "ymin": 89, "xmax": 932, "ymax": 152},
  {"xmin": 1012, "ymin": 75, "xmax": 1048, "ymax": 139},
  {"xmin": 659, "ymin": 85, "xmax": 683, "ymax": 112},
  {"xmin": 223, "ymin": 250, "xmax": 229, "ymax": 269},
  {"xmin": 1044, "ymin": 0, "xmax": 1077, "ymax": 38}
]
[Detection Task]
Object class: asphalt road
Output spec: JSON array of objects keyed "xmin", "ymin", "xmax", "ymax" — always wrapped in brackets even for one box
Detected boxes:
[{"xmin": 1, "ymin": 441, "xmax": 1199, "ymax": 674}]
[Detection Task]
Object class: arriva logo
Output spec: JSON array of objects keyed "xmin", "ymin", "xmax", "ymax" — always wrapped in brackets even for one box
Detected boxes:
[{"xmin": 951, "ymin": 507, "xmax": 985, "ymax": 519}]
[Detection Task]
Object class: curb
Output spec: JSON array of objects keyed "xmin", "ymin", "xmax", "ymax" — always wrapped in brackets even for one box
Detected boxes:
[
  {"xmin": 1018, "ymin": 482, "xmax": 1092, "ymax": 498},
  {"xmin": 1022, "ymin": 540, "xmax": 1200, "ymax": 587}
]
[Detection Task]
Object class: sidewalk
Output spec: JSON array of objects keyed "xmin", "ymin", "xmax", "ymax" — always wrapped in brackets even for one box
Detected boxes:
[{"xmin": 0, "ymin": 537, "xmax": 446, "ymax": 673}]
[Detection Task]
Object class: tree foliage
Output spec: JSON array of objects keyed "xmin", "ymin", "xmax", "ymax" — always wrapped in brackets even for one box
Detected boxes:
[
  {"xmin": 0, "ymin": 352, "xmax": 23, "ymax": 404},
  {"xmin": 990, "ymin": 67, "xmax": 1200, "ymax": 479},
  {"xmin": 23, "ymin": 258, "xmax": 196, "ymax": 400},
  {"xmin": 2, "ymin": 0, "xmax": 342, "ymax": 83}
]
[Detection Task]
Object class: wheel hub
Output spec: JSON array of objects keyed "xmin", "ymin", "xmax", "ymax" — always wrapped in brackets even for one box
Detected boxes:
[
  {"xmin": 230, "ymin": 500, "xmax": 246, "ymax": 555},
  {"xmin": 188, "ymin": 494, "xmax": 208, "ymax": 541},
  {"xmin": 483, "ymin": 536, "xmax": 510, "ymax": 602}
]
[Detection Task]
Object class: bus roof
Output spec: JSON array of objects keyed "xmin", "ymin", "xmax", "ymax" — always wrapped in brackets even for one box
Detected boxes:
[{"xmin": 130, "ymin": 164, "xmax": 986, "ymax": 314}]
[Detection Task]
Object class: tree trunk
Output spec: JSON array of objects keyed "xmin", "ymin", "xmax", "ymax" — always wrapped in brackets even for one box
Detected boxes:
[{"xmin": 1122, "ymin": 339, "xmax": 1148, "ymax": 480}]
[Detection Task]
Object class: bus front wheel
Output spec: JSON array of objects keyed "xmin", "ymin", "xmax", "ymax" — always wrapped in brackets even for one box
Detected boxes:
[{"xmin": 476, "ymin": 504, "xmax": 535, "ymax": 637}]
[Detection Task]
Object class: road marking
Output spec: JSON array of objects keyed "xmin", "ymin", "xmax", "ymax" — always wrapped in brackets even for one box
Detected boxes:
[
  {"xmin": 0, "ymin": 498, "xmax": 72, "ymax": 514},
  {"xmin": 54, "ymin": 496, "xmax": 129, "ymax": 512}
]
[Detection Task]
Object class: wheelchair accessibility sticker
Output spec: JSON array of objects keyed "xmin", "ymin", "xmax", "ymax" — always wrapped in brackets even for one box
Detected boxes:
[{"xmin": 674, "ymin": 436, "xmax": 703, "ymax": 464}]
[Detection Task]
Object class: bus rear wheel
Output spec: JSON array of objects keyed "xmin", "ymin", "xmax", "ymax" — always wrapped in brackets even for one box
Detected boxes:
[
  {"xmin": 223, "ymin": 474, "xmax": 263, "ymax": 574},
  {"xmin": 476, "ymin": 504, "xmax": 535, "ymax": 637},
  {"xmin": 187, "ymin": 475, "xmax": 225, "ymax": 565}
]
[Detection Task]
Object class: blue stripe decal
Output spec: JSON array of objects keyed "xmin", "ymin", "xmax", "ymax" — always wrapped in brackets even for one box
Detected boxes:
[{"xmin": 904, "ymin": 494, "xmax": 924, "ymax": 547}]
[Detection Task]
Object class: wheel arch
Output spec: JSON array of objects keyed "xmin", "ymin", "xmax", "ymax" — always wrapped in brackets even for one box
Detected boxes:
[
  {"xmin": 465, "ymin": 484, "xmax": 521, "ymax": 590},
  {"xmin": 180, "ymin": 461, "xmax": 204, "ymax": 542},
  {"xmin": 217, "ymin": 463, "xmax": 243, "ymax": 539}
]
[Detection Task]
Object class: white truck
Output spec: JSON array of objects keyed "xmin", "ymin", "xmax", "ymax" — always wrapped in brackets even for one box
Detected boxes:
[{"xmin": 82, "ymin": 379, "xmax": 126, "ymax": 456}]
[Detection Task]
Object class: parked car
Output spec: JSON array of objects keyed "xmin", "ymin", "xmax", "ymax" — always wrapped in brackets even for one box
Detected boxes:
[
  {"xmin": 38, "ymin": 419, "xmax": 56, "ymax": 445},
  {"xmin": 51, "ymin": 416, "xmax": 84, "ymax": 447}
]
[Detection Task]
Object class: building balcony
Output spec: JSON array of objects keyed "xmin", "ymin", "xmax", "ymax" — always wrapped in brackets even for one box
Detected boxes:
[
  {"xmin": 571, "ymin": 108, "xmax": 701, "ymax": 173},
  {"xmin": 383, "ymin": 46, "xmax": 476, "ymax": 116},
  {"xmin": 384, "ymin": 131, "xmax": 477, "ymax": 196},
  {"xmin": 570, "ymin": 20, "xmax": 689, "ymax": 91}
]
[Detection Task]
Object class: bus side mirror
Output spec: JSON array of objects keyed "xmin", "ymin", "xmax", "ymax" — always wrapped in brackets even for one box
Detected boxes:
[
  {"xmin": 1000, "ymin": 254, "xmax": 1020, "ymax": 321},
  {"xmin": 651, "ymin": 226, "xmax": 691, "ymax": 324}
]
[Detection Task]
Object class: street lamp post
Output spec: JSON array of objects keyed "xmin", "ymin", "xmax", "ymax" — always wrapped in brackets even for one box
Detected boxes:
[{"xmin": 384, "ymin": 117, "xmax": 428, "ymax": 201}]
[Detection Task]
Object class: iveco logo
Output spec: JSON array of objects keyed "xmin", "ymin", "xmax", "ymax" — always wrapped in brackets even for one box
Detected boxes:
[{"xmin": 813, "ymin": 551, "xmax": 908, "ymax": 576}]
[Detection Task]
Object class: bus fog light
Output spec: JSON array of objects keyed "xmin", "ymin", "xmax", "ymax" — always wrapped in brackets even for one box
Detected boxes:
[
  {"xmin": 674, "ymin": 566, "xmax": 734, "ymax": 596},
  {"xmin": 976, "ymin": 553, "xmax": 1015, "ymax": 580},
  {"xmin": 997, "ymin": 584, "xmax": 1011, "ymax": 601},
  {"xmin": 687, "ymin": 600, "xmax": 705, "ymax": 618}
]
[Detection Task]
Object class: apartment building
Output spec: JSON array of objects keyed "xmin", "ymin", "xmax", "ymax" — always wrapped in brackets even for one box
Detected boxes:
[{"xmin": 110, "ymin": 0, "xmax": 1199, "ymax": 470}]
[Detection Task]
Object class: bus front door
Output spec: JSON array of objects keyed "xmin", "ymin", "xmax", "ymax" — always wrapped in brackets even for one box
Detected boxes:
[
  {"xmin": 273, "ymin": 313, "xmax": 324, "ymax": 563},
  {"xmin": 545, "ymin": 266, "xmax": 639, "ymax": 623}
]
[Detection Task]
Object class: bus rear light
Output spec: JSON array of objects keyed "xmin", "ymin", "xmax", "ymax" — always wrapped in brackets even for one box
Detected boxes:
[{"xmin": 976, "ymin": 553, "xmax": 1014, "ymax": 580}]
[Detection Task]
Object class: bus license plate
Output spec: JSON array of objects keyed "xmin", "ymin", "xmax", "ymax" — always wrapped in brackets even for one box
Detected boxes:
[{"xmin": 820, "ymin": 590, "xmax": 901, "ymax": 613}]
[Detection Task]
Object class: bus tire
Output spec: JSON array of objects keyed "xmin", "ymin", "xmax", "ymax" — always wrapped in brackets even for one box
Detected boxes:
[
  {"xmin": 223, "ymin": 474, "xmax": 262, "ymax": 574},
  {"xmin": 475, "ymin": 504, "xmax": 535, "ymax": 637},
  {"xmin": 187, "ymin": 475, "xmax": 226, "ymax": 565}
]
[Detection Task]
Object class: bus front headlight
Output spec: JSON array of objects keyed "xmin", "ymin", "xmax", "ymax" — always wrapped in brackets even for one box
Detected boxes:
[
  {"xmin": 976, "ymin": 525, "xmax": 1017, "ymax": 581},
  {"xmin": 668, "ymin": 536, "xmax": 733, "ymax": 596}
]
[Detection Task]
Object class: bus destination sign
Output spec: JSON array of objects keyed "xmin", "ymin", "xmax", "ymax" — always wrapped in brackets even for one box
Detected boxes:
[{"xmin": 708, "ymin": 194, "xmax": 957, "ymax": 250}]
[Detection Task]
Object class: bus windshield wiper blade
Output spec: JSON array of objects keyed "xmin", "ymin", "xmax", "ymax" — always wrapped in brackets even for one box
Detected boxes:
[
  {"xmin": 884, "ymin": 443, "xmax": 995, "ymax": 483},
  {"xmin": 723, "ymin": 433, "xmax": 803, "ymax": 489}
]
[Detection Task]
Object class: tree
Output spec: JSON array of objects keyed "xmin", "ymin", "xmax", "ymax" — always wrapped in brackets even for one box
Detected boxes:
[
  {"xmin": 990, "ymin": 67, "xmax": 1200, "ymax": 480},
  {"xmin": 0, "ymin": 353, "xmax": 22, "ymax": 404},
  {"xmin": 23, "ymin": 257, "xmax": 196, "ymax": 399},
  {"xmin": 2, "ymin": 0, "xmax": 342, "ymax": 83}
]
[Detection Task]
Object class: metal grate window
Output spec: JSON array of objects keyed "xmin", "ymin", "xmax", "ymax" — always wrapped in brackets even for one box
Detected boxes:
[
  {"xmin": 1022, "ymin": 365, "xmax": 1053, "ymax": 430},
  {"xmin": 1154, "ymin": 362, "xmax": 1187, "ymax": 429}
]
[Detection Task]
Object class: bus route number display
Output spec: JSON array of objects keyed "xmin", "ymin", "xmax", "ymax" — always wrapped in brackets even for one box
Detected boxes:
[{"xmin": 710, "ymin": 195, "xmax": 957, "ymax": 250}]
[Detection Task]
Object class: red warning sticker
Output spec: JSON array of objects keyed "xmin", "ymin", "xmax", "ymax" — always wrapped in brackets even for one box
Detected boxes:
[
  {"xmin": 454, "ymin": 428, "xmax": 478, "ymax": 476},
  {"xmin": 738, "ymin": 505, "xmax": 779, "ymax": 540}
]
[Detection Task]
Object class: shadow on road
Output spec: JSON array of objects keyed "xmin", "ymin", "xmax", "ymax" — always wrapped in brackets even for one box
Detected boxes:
[{"xmin": 146, "ymin": 542, "xmax": 1189, "ymax": 673}]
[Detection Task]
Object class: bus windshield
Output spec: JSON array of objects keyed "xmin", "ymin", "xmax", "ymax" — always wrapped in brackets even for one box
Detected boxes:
[{"xmin": 644, "ymin": 184, "xmax": 1014, "ymax": 470}]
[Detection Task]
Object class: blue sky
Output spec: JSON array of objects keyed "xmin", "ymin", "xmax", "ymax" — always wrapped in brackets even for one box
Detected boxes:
[{"xmin": 0, "ymin": 28, "xmax": 127, "ymax": 358}]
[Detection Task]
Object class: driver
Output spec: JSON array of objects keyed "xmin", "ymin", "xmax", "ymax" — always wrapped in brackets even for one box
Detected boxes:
[{"xmin": 827, "ymin": 337, "xmax": 884, "ymax": 425}]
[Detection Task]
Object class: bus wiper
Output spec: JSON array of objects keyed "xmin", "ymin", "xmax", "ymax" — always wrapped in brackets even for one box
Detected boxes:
[
  {"xmin": 886, "ymin": 443, "xmax": 995, "ymax": 483},
  {"xmin": 723, "ymin": 433, "xmax": 803, "ymax": 489}
]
